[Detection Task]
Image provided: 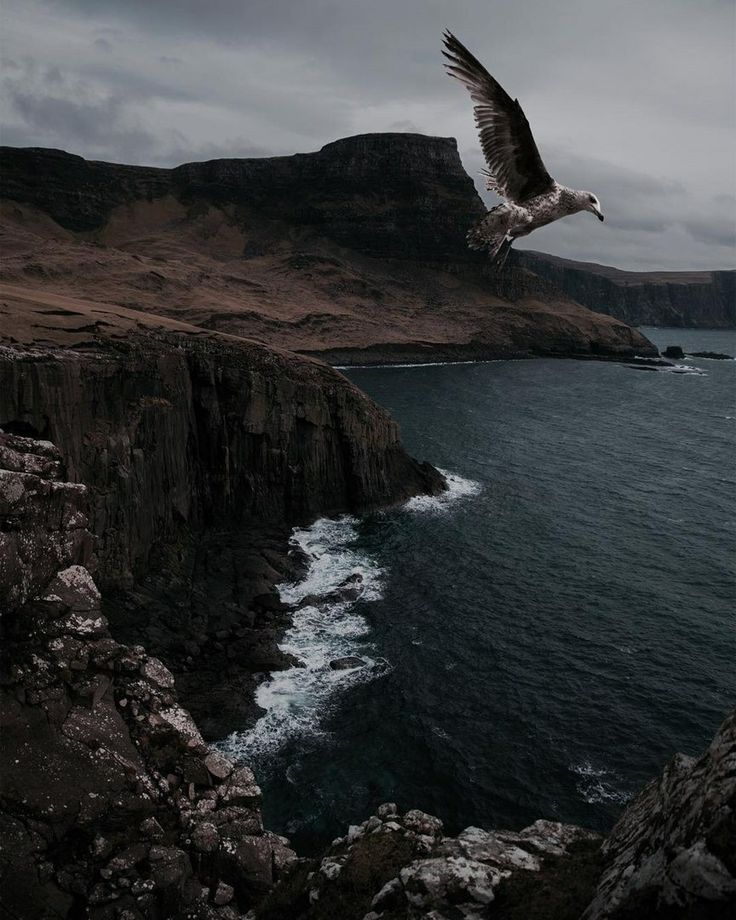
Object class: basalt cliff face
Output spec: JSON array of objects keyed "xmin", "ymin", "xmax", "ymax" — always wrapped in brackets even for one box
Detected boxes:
[
  {"xmin": 0, "ymin": 136, "xmax": 655, "ymax": 362},
  {"xmin": 518, "ymin": 251, "xmax": 736, "ymax": 329},
  {"xmin": 0, "ymin": 323, "xmax": 443, "ymax": 736},
  {"xmin": 0, "ymin": 336, "xmax": 440, "ymax": 586}
]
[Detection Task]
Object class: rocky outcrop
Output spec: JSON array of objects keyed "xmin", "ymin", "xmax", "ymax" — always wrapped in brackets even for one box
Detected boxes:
[
  {"xmin": 518, "ymin": 251, "xmax": 736, "ymax": 329},
  {"xmin": 583, "ymin": 709, "xmax": 736, "ymax": 919},
  {"xmin": 0, "ymin": 332, "xmax": 443, "ymax": 735},
  {"xmin": 255, "ymin": 806, "xmax": 602, "ymax": 920},
  {"xmin": 255, "ymin": 716, "xmax": 736, "ymax": 920},
  {"xmin": 3, "ymin": 437, "xmax": 734, "ymax": 919},
  {"xmin": 0, "ymin": 432, "xmax": 297, "ymax": 919}
]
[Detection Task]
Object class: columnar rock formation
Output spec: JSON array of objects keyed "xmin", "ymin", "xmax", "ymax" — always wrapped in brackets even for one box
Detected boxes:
[{"xmin": 0, "ymin": 337, "xmax": 441, "ymax": 588}]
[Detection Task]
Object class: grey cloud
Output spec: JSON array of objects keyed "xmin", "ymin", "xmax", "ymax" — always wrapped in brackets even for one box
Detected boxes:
[{"xmin": 1, "ymin": 0, "xmax": 734, "ymax": 270}]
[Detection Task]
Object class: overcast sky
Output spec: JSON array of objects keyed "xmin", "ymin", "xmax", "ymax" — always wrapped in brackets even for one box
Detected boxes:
[{"xmin": 2, "ymin": 0, "xmax": 734, "ymax": 270}]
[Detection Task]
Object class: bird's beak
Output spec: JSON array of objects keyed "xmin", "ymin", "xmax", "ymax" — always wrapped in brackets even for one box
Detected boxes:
[{"xmin": 595, "ymin": 208, "xmax": 604, "ymax": 222}]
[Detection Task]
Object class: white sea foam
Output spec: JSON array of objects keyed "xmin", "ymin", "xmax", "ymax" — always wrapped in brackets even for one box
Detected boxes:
[
  {"xmin": 571, "ymin": 760, "xmax": 630, "ymax": 806},
  {"xmin": 403, "ymin": 468, "xmax": 482, "ymax": 513},
  {"xmin": 218, "ymin": 516, "xmax": 387, "ymax": 764},
  {"xmin": 624, "ymin": 363, "xmax": 707, "ymax": 377},
  {"xmin": 219, "ymin": 471, "xmax": 481, "ymax": 764},
  {"xmin": 334, "ymin": 360, "xmax": 505, "ymax": 370},
  {"xmin": 667, "ymin": 363, "xmax": 707, "ymax": 376}
]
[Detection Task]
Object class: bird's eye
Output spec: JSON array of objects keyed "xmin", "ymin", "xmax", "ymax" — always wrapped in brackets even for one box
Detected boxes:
[{"xmin": 589, "ymin": 195, "xmax": 595, "ymax": 203}]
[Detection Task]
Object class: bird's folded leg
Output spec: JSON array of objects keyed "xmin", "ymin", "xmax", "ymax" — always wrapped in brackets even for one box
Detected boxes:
[{"xmin": 491, "ymin": 235, "xmax": 514, "ymax": 271}]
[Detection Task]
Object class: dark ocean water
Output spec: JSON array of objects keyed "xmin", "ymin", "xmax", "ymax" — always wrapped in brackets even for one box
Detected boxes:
[{"xmin": 219, "ymin": 327, "xmax": 735, "ymax": 854}]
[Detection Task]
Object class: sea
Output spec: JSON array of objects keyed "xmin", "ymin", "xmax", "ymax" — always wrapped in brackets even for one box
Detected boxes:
[{"xmin": 218, "ymin": 327, "xmax": 736, "ymax": 853}]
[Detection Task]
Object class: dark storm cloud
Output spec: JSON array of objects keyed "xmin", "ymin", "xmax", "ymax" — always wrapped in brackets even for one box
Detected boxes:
[{"xmin": 1, "ymin": 0, "xmax": 734, "ymax": 269}]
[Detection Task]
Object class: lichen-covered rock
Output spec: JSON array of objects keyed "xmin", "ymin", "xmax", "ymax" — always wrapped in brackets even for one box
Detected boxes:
[
  {"xmin": 583, "ymin": 709, "xmax": 736, "ymax": 919},
  {"xmin": 255, "ymin": 805, "xmax": 600, "ymax": 920},
  {"xmin": 0, "ymin": 433, "xmax": 297, "ymax": 919},
  {"xmin": 0, "ymin": 432, "xmax": 92, "ymax": 614}
]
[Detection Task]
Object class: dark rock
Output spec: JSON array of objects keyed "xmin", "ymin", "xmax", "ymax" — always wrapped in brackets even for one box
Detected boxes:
[
  {"xmin": 663, "ymin": 345, "xmax": 685, "ymax": 359},
  {"xmin": 0, "ymin": 434, "xmax": 302, "ymax": 919},
  {"xmin": 0, "ymin": 338, "xmax": 444, "ymax": 590},
  {"xmin": 689, "ymin": 351, "xmax": 734, "ymax": 360},
  {"xmin": 213, "ymin": 880, "xmax": 235, "ymax": 905},
  {"xmin": 329, "ymin": 656, "xmax": 367, "ymax": 671},
  {"xmin": 148, "ymin": 846, "xmax": 191, "ymax": 890},
  {"xmin": 583, "ymin": 709, "xmax": 736, "ymax": 919},
  {"xmin": 191, "ymin": 822, "xmax": 220, "ymax": 854},
  {"xmin": 204, "ymin": 750, "xmax": 234, "ymax": 781}
]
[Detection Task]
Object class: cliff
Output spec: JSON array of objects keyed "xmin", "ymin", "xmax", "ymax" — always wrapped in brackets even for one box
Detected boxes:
[
  {"xmin": 0, "ymin": 135, "xmax": 481, "ymax": 261},
  {"xmin": 0, "ymin": 321, "xmax": 443, "ymax": 734},
  {"xmin": 0, "ymin": 137, "xmax": 656, "ymax": 361},
  {"xmin": 518, "ymin": 251, "xmax": 736, "ymax": 329},
  {"xmin": 0, "ymin": 335, "xmax": 440, "ymax": 585}
]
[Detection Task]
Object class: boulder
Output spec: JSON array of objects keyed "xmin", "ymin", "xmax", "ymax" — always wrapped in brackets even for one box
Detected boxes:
[
  {"xmin": 663, "ymin": 345, "xmax": 685, "ymax": 359},
  {"xmin": 329, "ymin": 656, "xmax": 366, "ymax": 671}
]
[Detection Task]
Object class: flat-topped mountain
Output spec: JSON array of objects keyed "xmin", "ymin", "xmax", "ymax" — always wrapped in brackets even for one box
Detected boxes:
[
  {"xmin": 1, "ymin": 134, "xmax": 482, "ymax": 262},
  {"xmin": 0, "ymin": 136, "xmax": 654, "ymax": 361}
]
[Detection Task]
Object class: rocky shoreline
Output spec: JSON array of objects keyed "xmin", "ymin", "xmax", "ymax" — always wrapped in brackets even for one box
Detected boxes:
[{"xmin": 3, "ymin": 430, "xmax": 734, "ymax": 919}]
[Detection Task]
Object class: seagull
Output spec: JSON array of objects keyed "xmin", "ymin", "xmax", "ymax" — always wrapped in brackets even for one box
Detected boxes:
[{"xmin": 442, "ymin": 30, "xmax": 604, "ymax": 266}]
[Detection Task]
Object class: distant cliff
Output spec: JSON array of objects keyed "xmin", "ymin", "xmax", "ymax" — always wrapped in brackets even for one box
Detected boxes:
[
  {"xmin": 0, "ymin": 137, "xmax": 656, "ymax": 360},
  {"xmin": 518, "ymin": 250, "xmax": 736, "ymax": 329}
]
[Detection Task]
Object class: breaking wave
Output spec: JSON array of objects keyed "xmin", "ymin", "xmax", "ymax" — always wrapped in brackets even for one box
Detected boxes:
[
  {"xmin": 403, "ymin": 468, "xmax": 482, "ymax": 513},
  {"xmin": 218, "ymin": 516, "xmax": 387, "ymax": 765},
  {"xmin": 219, "ymin": 470, "xmax": 480, "ymax": 764},
  {"xmin": 570, "ymin": 760, "xmax": 630, "ymax": 806}
]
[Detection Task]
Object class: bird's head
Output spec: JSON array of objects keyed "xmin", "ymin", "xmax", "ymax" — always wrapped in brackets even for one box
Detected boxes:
[{"xmin": 581, "ymin": 192, "xmax": 604, "ymax": 221}]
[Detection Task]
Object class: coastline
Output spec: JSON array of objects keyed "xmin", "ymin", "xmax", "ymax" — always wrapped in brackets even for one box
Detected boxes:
[{"xmin": 3, "ymin": 332, "xmax": 734, "ymax": 917}]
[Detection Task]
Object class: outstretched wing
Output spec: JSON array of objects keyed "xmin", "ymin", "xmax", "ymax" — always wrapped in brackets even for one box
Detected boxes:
[{"xmin": 442, "ymin": 30, "xmax": 555, "ymax": 203}]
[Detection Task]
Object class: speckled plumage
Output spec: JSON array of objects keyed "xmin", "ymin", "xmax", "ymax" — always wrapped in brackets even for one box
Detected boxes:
[{"xmin": 443, "ymin": 31, "xmax": 605, "ymax": 264}]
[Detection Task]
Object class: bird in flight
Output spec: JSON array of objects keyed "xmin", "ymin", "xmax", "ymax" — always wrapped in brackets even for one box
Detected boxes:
[{"xmin": 442, "ymin": 30, "xmax": 604, "ymax": 267}]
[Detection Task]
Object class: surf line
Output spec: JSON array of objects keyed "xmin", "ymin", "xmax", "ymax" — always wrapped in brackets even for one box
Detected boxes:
[{"xmin": 218, "ymin": 470, "xmax": 481, "ymax": 764}]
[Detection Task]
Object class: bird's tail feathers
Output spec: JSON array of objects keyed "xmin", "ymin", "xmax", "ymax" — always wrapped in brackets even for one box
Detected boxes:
[{"xmin": 467, "ymin": 226, "xmax": 510, "ymax": 262}]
